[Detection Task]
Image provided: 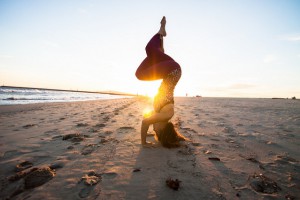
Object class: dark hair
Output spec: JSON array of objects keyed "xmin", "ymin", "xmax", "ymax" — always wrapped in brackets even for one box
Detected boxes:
[{"xmin": 156, "ymin": 122, "xmax": 186, "ymax": 148}]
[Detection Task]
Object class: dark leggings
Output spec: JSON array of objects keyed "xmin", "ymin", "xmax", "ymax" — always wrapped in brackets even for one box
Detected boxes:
[{"xmin": 135, "ymin": 34, "xmax": 181, "ymax": 81}]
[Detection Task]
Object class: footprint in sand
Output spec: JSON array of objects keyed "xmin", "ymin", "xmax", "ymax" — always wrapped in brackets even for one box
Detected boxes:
[
  {"xmin": 24, "ymin": 167, "xmax": 55, "ymax": 189},
  {"xmin": 9, "ymin": 167, "xmax": 55, "ymax": 189},
  {"xmin": 104, "ymin": 130, "xmax": 113, "ymax": 135},
  {"xmin": 3, "ymin": 150, "xmax": 21, "ymax": 158},
  {"xmin": 102, "ymin": 171, "xmax": 118, "ymax": 179},
  {"xmin": 22, "ymin": 124, "xmax": 36, "ymax": 128},
  {"xmin": 49, "ymin": 161, "xmax": 66, "ymax": 170},
  {"xmin": 177, "ymin": 145, "xmax": 194, "ymax": 155},
  {"xmin": 118, "ymin": 126, "xmax": 135, "ymax": 133},
  {"xmin": 94, "ymin": 123, "xmax": 106, "ymax": 128},
  {"xmin": 81, "ymin": 171, "xmax": 102, "ymax": 185},
  {"xmin": 275, "ymin": 154, "xmax": 298, "ymax": 165},
  {"xmin": 15, "ymin": 161, "xmax": 33, "ymax": 172},
  {"xmin": 180, "ymin": 127, "xmax": 197, "ymax": 133},
  {"xmin": 103, "ymin": 116, "xmax": 110, "ymax": 122},
  {"xmin": 78, "ymin": 171, "xmax": 102, "ymax": 198},
  {"xmin": 225, "ymin": 138, "xmax": 235, "ymax": 143},
  {"xmin": 5, "ymin": 167, "xmax": 55, "ymax": 198},
  {"xmin": 209, "ymin": 144, "xmax": 219, "ymax": 148},
  {"xmin": 81, "ymin": 144, "xmax": 97, "ymax": 155},
  {"xmin": 62, "ymin": 133, "xmax": 86, "ymax": 143},
  {"xmin": 222, "ymin": 127, "xmax": 234, "ymax": 133},
  {"xmin": 191, "ymin": 142, "xmax": 201, "ymax": 147},
  {"xmin": 249, "ymin": 173, "xmax": 281, "ymax": 194},
  {"xmin": 77, "ymin": 123, "xmax": 89, "ymax": 127}
]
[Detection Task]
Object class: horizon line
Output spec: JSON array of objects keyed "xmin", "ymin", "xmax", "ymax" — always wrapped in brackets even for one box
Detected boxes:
[
  {"xmin": 1, "ymin": 85, "xmax": 297, "ymax": 100},
  {"xmin": 0, "ymin": 85, "xmax": 136, "ymax": 97}
]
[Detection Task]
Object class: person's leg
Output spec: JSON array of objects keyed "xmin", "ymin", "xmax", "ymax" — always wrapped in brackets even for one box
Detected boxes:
[
  {"xmin": 136, "ymin": 34, "xmax": 179, "ymax": 80},
  {"xmin": 136, "ymin": 59, "xmax": 180, "ymax": 81},
  {"xmin": 136, "ymin": 16, "xmax": 180, "ymax": 81},
  {"xmin": 158, "ymin": 16, "xmax": 167, "ymax": 37},
  {"xmin": 146, "ymin": 16, "xmax": 166, "ymax": 58},
  {"xmin": 145, "ymin": 34, "xmax": 164, "ymax": 58}
]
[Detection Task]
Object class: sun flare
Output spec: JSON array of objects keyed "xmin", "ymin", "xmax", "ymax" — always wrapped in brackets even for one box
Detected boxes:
[
  {"xmin": 143, "ymin": 107, "xmax": 153, "ymax": 118},
  {"xmin": 137, "ymin": 81, "xmax": 160, "ymax": 99},
  {"xmin": 144, "ymin": 88, "xmax": 158, "ymax": 100}
]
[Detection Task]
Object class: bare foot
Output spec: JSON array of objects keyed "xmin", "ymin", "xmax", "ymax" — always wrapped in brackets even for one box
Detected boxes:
[
  {"xmin": 158, "ymin": 16, "xmax": 167, "ymax": 37},
  {"xmin": 161, "ymin": 16, "xmax": 166, "ymax": 26}
]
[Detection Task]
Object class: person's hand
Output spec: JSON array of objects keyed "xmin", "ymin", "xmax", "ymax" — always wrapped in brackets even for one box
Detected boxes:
[{"xmin": 142, "ymin": 141, "xmax": 155, "ymax": 148}]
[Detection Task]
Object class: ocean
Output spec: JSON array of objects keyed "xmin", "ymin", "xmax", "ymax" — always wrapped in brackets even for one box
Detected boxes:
[{"xmin": 0, "ymin": 86, "xmax": 131, "ymax": 105}]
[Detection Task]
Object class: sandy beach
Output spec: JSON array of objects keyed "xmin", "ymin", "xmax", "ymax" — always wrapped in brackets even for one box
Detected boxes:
[{"xmin": 0, "ymin": 97, "xmax": 299, "ymax": 200}]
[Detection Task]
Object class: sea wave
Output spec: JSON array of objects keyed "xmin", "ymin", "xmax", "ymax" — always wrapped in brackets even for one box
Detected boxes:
[
  {"xmin": 3, "ymin": 97, "xmax": 50, "ymax": 101},
  {"xmin": 0, "ymin": 87, "xmax": 130, "ymax": 105},
  {"xmin": 0, "ymin": 88, "xmax": 45, "ymax": 94}
]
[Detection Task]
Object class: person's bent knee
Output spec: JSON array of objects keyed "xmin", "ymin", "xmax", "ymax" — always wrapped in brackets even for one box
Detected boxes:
[
  {"xmin": 136, "ymin": 71, "xmax": 156, "ymax": 81},
  {"xmin": 135, "ymin": 71, "xmax": 145, "ymax": 80}
]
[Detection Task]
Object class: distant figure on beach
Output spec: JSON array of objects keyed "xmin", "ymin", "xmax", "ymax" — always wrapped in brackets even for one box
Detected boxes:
[{"xmin": 136, "ymin": 16, "xmax": 186, "ymax": 147}]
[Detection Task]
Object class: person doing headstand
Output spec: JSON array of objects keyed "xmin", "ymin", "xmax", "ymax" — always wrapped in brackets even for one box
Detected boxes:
[{"xmin": 136, "ymin": 16, "xmax": 186, "ymax": 148}]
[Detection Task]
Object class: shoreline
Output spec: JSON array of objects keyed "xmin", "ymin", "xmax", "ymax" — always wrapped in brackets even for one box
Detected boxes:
[
  {"xmin": 2, "ymin": 86, "xmax": 298, "ymax": 100},
  {"xmin": 1, "ymin": 95, "xmax": 298, "ymax": 107},
  {"xmin": 0, "ymin": 85, "xmax": 136, "ymax": 97},
  {"xmin": 1, "ymin": 96, "xmax": 298, "ymax": 110}
]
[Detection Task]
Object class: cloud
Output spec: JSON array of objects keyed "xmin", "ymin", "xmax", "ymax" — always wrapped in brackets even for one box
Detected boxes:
[
  {"xmin": 209, "ymin": 83, "xmax": 256, "ymax": 91},
  {"xmin": 41, "ymin": 40, "xmax": 59, "ymax": 48},
  {"xmin": 280, "ymin": 34, "xmax": 300, "ymax": 42},
  {"xmin": 263, "ymin": 54, "xmax": 277, "ymax": 64},
  {"xmin": 0, "ymin": 55, "xmax": 14, "ymax": 59},
  {"xmin": 204, "ymin": 83, "xmax": 258, "ymax": 97},
  {"xmin": 228, "ymin": 83, "xmax": 256, "ymax": 90},
  {"xmin": 78, "ymin": 8, "xmax": 88, "ymax": 14},
  {"xmin": 286, "ymin": 36, "xmax": 300, "ymax": 41}
]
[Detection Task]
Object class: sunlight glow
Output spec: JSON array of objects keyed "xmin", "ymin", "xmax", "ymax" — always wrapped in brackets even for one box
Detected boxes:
[
  {"xmin": 143, "ymin": 107, "xmax": 153, "ymax": 118},
  {"xmin": 144, "ymin": 85, "xmax": 158, "ymax": 99}
]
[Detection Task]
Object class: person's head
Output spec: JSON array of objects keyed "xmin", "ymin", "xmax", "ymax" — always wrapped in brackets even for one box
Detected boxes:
[
  {"xmin": 154, "ymin": 121, "xmax": 186, "ymax": 148},
  {"xmin": 153, "ymin": 121, "xmax": 168, "ymax": 133}
]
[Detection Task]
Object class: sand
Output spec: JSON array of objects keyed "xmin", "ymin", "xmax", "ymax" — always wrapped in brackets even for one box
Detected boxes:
[{"xmin": 0, "ymin": 97, "xmax": 299, "ymax": 200}]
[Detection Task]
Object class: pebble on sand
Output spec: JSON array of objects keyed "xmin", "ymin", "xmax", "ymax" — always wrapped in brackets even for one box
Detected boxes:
[{"xmin": 166, "ymin": 178, "xmax": 181, "ymax": 191}]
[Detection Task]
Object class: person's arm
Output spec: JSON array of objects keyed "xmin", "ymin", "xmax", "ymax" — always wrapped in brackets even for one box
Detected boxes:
[
  {"xmin": 141, "ymin": 120, "xmax": 151, "ymax": 145},
  {"xmin": 140, "ymin": 104, "xmax": 174, "ymax": 145}
]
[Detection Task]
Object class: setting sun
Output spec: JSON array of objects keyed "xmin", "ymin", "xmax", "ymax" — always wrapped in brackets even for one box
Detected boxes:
[
  {"xmin": 146, "ymin": 88, "xmax": 157, "ymax": 99},
  {"xmin": 136, "ymin": 81, "xmax": 160, "ymax": 99}
]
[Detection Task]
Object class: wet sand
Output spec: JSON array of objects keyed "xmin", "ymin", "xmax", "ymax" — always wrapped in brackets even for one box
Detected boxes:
[{"xmin": 0, "ymin": 97, "xmax": 299, "ymax": 199}]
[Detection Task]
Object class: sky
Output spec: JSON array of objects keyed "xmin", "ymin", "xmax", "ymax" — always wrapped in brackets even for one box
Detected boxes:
[{"xmin": 0, "ymin": 0, "xmax": 300, "ymax": 98}]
